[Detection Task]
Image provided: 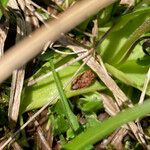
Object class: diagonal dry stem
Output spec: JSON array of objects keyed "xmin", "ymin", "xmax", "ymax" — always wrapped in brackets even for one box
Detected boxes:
[
  {"xmin": 27, "ymin": 50, "xmax": 91, "ymax": 86},
  {"xmin": 0, "ymin": 0, "xmax": 117, "ymax": 84}
]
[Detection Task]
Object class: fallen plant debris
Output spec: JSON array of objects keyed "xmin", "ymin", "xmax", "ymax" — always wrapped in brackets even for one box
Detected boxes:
[{"xmin": 0, "ymin": 0, "xmax": 150, "ymax": 150}]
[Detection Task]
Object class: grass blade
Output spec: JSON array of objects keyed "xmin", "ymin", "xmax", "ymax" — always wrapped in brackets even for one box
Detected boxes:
[
  {"xmin": 50, "ymin": 61, "xmax": 79, "ymax": 131},
  {"xmin": 63, "ymin": 99, "xmax": 150, "ymax": 150}
]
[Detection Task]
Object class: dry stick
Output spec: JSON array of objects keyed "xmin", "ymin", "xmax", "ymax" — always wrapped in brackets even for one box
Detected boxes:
[
  {"xmin": 0, "ymin": 0, "xmax": 117, "ymax": 84},
  {"xmin": 8, "ymin": 0, "xmax": 39, "ymax": 127},
  {"xmin": 8, "ymin": 68, "xmax": 25, "ymax": 126},
  {"xmin": 0, "ymin": 55, "xmax": 91, "ymax": 150},
  {"xmin": 29, "ymin": 0, "xmax": 93, "ymax": 38},
  {"xmin": 8, "ymin": 0, "xmax": 27, "ymax": 127},
  {"xmin": 110, "ymin": 128, "xmax": 128, "ymax": 149},
  {"xmin": 139, "ymin": 68, "xmax": 150, "ymax": 104},
  {"xmin": 35, "ymin": 122, "xmax": 52, "ymax": 150},
  {"xmin": 28, "ymin": 50, "xmax": 91, "ymax": 86},
  {"xmin": 30, "ymin": 113, "xmax": 52, "ymax": 150}
]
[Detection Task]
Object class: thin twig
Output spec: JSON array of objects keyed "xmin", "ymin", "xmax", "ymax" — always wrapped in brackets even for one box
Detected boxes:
[
  {"xmin": 51, "ymin": 47, "xmax": 87, "ymax": 55},
  {"xmin": 139, "ymin": 68, "xmax": 150, "ymax": 104},
  {"xmin": 8, "ymin": 0, "xmax": 26, "ymax": 127},
  {"xmin": 27, "ymin": 50, "xmax": 91, "ymax": 86},
  {"xmin": 32, "ymin": 118, "xmax": 52, "ymax": 150}
]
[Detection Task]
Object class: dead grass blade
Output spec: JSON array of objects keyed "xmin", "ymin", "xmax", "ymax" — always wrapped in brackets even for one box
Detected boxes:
[
  {"xmin": 139, "ymin": 68, "xmax": 150, "ymax": 104},
  {"xmin": 28, "ymin": 112, "xmax": 52, "ymax": 150},
  {"xmin": 7, "ymin": 0, "xmax": 26, "ymax": 127},
  {"xmin": 8, "ymin": 0, "xmax": 39, "ymax": 127}
]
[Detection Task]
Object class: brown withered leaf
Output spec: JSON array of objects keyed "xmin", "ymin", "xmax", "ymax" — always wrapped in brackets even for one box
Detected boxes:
[{"xmin": 71, "ymin": 70, "xmax": 95, "ymax": 90}]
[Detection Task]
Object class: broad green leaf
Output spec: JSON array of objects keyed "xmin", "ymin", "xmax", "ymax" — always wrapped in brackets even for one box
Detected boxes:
[
  {"xmin": 112, "ymin": 7, "xmax": 150, "ymax": 32},
  {"xmin": 105, "ymin": 62, "xmax": 150, "ymax": 95},
  {"xmin": 113, "ymin": 18, "xmax": 150, "ymax": 64},
  {"xmin": 97, "ymin": 5, "xmax": 150, "ymax": 64},
  {"xmin": 20, "ymin": 61, "xmax": 105, "ymax": 113},
  {"xmin": 98, "ymin": 15, "xmax": 149, "ymax": 64}
]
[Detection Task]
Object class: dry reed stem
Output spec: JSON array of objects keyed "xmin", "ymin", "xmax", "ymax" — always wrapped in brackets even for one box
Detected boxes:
[
  {"xmin": 0, "ymin": 0, "xmax": 117, "ymax": 84},
  {"xmin": 8, "ymin": 0, "xmax": 39, "ymax": 127},
  {"xmin": 27, "ymin": 50, "xmax": 91, "ymax": 86},
  {"xmin": 7, "ymin": 0, "xmax": 26, "ymax": 127},
  {"xmin": 29, "ymin": 112, "xmax": 52, "ymax": 150},
  {"xmin": 139, "ymin": 68, "xmax": 150, "ymax": 104}
]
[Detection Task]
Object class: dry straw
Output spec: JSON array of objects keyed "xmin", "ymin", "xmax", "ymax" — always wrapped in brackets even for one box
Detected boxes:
[{"xmin": 0, "ymin": 0, "xmax": 117, "ymax": 84}]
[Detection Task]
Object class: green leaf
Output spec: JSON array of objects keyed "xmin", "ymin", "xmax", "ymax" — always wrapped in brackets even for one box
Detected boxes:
[
  {"xmin": 85, "ymin": 114, "xmax": 101, "ymax": 128},
  {"xmin": 98, "ymin": 8, "xmax": 150, "ymax": 64},
  {"xmin": 113, "ymin": 17, "xmax": 150, "ymax": 64},
  {"xmin": 50, "ymin": 60, "xmax": 79, "ymax": 131},
  {"xmin": 105, "ymin": 62, "xmax": 150, "ymax": 95},
  {"xmin": 112, "ymin": 7, "xmax": 150, "ymax": 32},
  {"xmin": 63, "ymin": 99, "xmax": 150, "ymax": 150},
  {"xmin": 77, "ymin": 92, "xmax": 103, "ymax": 113},
  {"xmin": 20, "ymin": 61, "xmax": 105, "ymax": 113}
]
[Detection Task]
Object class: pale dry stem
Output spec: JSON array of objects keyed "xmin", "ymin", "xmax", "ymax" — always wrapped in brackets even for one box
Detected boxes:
[
  {"xmin": 27, "ymin": 50, "xmax": 91, "ymax": 86},
  {"xmin": 139, "ymin": 68, "xmax": 150, "ymax": 104},
  {"xmin": 8, "ymin": 0, "xmax": 26, "ymax": 127},
  {"xmin": 0, "ymin": 0, "xmax": 117, "ymax": 84}
]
